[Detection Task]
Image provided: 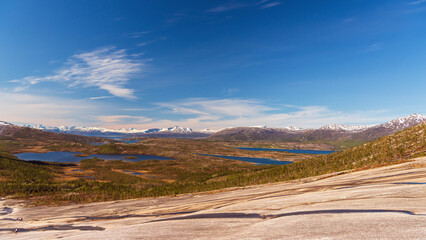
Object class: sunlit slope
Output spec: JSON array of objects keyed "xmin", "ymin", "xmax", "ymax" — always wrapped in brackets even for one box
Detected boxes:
[{"xmin": 218, "ymin": 122, "xmax": 426, "ymax": 186}]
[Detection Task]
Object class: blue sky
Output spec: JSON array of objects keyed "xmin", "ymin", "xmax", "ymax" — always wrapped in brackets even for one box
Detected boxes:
[{"xmin": 1, "ymin": 0, "xmax": 425, "ymax": 130}]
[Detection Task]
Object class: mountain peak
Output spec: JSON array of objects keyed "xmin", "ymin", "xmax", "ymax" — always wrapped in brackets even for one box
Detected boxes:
[
  {"xmin": 161, "ymin": 126, "xmax": 193, "ymax": 133},
  {"xmin": 380, "ymin": 113, "xmax": 426, "ymax": 130}
]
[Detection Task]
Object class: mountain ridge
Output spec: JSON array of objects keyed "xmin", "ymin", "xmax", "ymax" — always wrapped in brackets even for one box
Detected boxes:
[
  {"xmin": 4, "ymin": 113, "xmax": 425, "ymax": 141},
  {"xmin": 208, "ymin": 114, "xmax": 426, "ymax": 143}
]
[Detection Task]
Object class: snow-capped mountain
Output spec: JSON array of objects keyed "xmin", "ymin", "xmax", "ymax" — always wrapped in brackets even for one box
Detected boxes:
[
  {"xmin": 319, "ymin": 124, "xmax": 371, "ymax": 132},
  {"xmin": 0, "ymin": 121, "xmax": 10, "ymax": 126},
  {"xmin": 283, "ymin": 126, "xmax": 303, "ymax": 131},
  {"xmin": 317, "ymin": 114, "xmax": 425, "ymax": 132},
  {"xmin": 13, "ymin": 113, "xmax": 426, "ymax": 140},
  {"xmin": 209, "ymin": 114, "xmax": 426, "ymax": 142},
  {"xmin": 378, "ymin": 113, "xmax": 426, "ymax": 130},
  {"xmin": 159, "ymin": 126, "xmax": 192, "ymax": 133},
  {"xmin": 21, "ymin": 123, "xmax": 217, "ymax": 137}
]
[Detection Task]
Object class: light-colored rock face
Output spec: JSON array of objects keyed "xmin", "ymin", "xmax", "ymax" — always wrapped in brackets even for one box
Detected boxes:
[{"xmin": 1, "ymin": 157, "xmax": 425, "ymax": 239}]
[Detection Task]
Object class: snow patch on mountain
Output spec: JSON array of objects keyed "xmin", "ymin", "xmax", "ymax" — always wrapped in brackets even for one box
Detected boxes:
[
  {"xmin": 249, "ymin": 125, "xmax": 268, "ymax": 128},
  {"xmin": 0, "ymin": 121, "xmax": 10, "ymax": 126},
  {"xmin": 379, "ymin": 113, "xmax": 426, "ymax": 130},
  {"xmin": 284, "ymin": 126, "xmax": 303, "ymax": 131},
  {"xmin": 199, "ymin": 128, "xmax": 220, "ymax": 134},
  {"xmin": 160, "ymin": 126, "xmax": 193, "ymax": 133},
  {"xmin": 320, "ymin": 124, "xmax": 372, "ymax": 132}
]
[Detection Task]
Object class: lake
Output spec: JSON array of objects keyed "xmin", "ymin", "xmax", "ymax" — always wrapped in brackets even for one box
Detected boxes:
[
  {"xmin": 237, "ymin": 147, "xmax": 334, "ymax": 154},
  {"xmin": 199, "ymin": 154, "xmax": 292, "ymax": 165},
  {"xmin": 15, "ymin": 151, "xmax": 173, "ymax": 163}
]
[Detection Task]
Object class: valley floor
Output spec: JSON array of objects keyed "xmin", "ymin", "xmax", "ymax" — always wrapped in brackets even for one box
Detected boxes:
[{"xmin": 1, "ymin": 157, "xmax": 425, "ymax": 239}]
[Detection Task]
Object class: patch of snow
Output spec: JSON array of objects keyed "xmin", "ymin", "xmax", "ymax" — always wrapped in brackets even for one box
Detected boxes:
[
  {"xmin": 320, "ymin": 124, "xmax": 371, "ymax": 132},
  {"xmin": 0, "ymin": 121, "xmax": 10, "ymax": 126},
  {"xmin": 379, "ymin": 113, "xmax": 426, "ymax": 130},
  {"xmin": 199, "ymin": 128, "xmax": 220, "ymax": 134},
  {"xmin": 284, "ymin": 126, "xmax": 303, "ymax": 131}
]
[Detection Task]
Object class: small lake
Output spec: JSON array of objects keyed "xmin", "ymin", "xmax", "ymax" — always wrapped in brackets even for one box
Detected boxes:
[
  {"xmin": 120, "ymin": 140, "xmax": 140, "ymax": 144},
  {"xmin": 15, "ymin": 151, "xmax": 173, "ymax": 163},
  {"xmin": 199, "ymin": 154, "xmax": 292, "ymax": 165},
  {"xmin": 237, "ymin": 147, "xmax": 334, "ymax": 154}
]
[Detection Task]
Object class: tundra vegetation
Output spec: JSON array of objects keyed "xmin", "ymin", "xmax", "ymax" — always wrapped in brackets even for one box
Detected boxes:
[{"xmin": 0, "ymin": 123, "xmax": 425, "ymax": 205}]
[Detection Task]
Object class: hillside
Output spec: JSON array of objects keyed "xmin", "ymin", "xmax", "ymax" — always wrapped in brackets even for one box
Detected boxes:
[
  {"xmin": 0, "ymin": 123, "xmax": 114, "ymax": 152},
  {"xmin": 208, "ymin": 114, "xmax": 426, "ymax": 146},
  {"xmin": 218, "ymin": 121, "xmax": 426, "ymax": 186}
]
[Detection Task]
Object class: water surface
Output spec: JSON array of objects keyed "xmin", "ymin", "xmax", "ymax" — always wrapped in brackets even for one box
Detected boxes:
[
  {"xmin": 15, "ymin": 151, "xmax": 173, "ymax": 163},
  {"xmin": 199, "ymin": 154, "xmax": 292, "ymax": 165},
  {"xmin": 238, "ymin": 147, "xmax": 334, "ymax": 154}
]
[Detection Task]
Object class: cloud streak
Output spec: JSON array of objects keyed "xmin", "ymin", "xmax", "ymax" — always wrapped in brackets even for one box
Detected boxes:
[
  {"xmin": 97, "ymin": 115, "xmax": 152, "ymax": 124},
  {"xmin": 260, "ymin": 2, "xmax": 281, "ymax": 9},
  {"xmin": 148, "ymin": 98, "xmax": 395, "ymax": 130},
  {"xmin": 207, "ymin": 0, "xmax": 281, "ymax": 13},
  {"xmin": 409, "ymin": 0, "xmax": 426, "ymax": 5},
  {"xmin": 11, "ymin": 47, "xmax": 144, "ymax": 99},
  {"xmin": 0, "ymin": 91, "xmax": 101, "ymax": 126}
]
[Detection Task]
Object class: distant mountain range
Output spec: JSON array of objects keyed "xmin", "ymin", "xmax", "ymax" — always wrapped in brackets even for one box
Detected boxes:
[
  {"xmin": 0, "ymin": 121, "xmax": 113, "ymax": 144},
  {"xmin": 208, "ymin": 114, "xmax": 426, "ymax": 142},
  {"xmin": 19, "ymin": 124, "xmax": 217, "ymax": 139},
  {"xmin": 3, "ymin": 113, "xmax": 425, "ymax": 142}
]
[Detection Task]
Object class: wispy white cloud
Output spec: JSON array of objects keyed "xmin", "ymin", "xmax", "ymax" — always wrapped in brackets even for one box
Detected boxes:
[
  {"xmin": 226, "ymin": 88, "xmax": 240, "ymax": 96},
  {"xmin": 129, "ymin": 31, "xmax": 151, "ymax": 38},
  {"xmin": 207, "ymin": 0, "xmax": 281, "ymax": 13},
  {"xmin": 88, "ymin": 96, "xmax": 113, "ymax": 100},
  {"xmin": 137, "ymin": 41, "xmax": 155, "ymax": 47},
  {"xmin": 148, "ymin": 98, "xmax": 395, "ymax": 130},
  {"xmin": 260, "ymin": 2, "xmax": 281, "ymax": 9},
  {"xmin": 342, "ymin": 18, "xmax": 356, "ymax": 23},
  {"xmin": 122, "ymin": 108, "xmax": 152, "ymax": 111},
  {"xmin": 207, "ymin": 2, "xmax": 248, "ymax": 13},
  {"xmin": 97, "ymin": 115, "xmax": 152, "ymax": 124},
  {"xmin": 359, "ymin": 42, "xmax": 383, "ymax": 53},
  {"xmin": 0, "ymin": 91, "xmax": 100, "ymax": 126},
  {"xmin": 11, "ymin": 47, "xmax": 144, "ymax": 99},
  {"xmin": 165, "ymin": 11, "xmax": 190, "ymax": 25},
  {"xmin": 409, "ymin": 0, "xmax": 426, "ymax": 5},
  {"xmin": 158, "ymin": 98, "xmax": 274, "ymax": 118}
]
